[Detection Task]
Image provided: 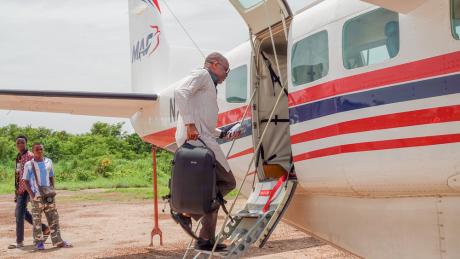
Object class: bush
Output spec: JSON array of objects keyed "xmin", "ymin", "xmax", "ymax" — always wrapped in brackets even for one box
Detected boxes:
[
  {"xmin": 0, "ymin": 122, "xmax": 174, "ymax": 192},
  {"xmin": 76, "ymin": 169, "xmax": 97, "ymax": 182},
  {"xmin": 95, "ymin": 157, "xmax": 113, "ymax": 178},
  {"xmin": 0, "ymin": 136, "xmax": 15, "ymax": 163}
]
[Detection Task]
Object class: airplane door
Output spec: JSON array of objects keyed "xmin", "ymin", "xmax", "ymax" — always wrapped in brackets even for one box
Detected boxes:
[
  {"xmin": 228, "ymin": 0, "xmax": 292, "ymax": 35},
  {"xmin": 211, "ymin": 1, "xmax": 297, "ymax": 257}
]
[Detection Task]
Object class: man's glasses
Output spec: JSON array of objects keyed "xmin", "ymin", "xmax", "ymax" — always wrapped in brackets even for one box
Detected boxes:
[{"xmin": 214, "ymin": 62, "xmax": 230, "ymax": 75}]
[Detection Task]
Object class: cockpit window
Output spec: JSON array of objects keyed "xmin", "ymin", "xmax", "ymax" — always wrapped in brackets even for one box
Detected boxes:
[
  {"xmin": 343, "ymin": 8, "xmax": 399, "ymax": 69},
  {"xmin": 452, "ymin": 0, "xmax": 460, "ymax": 39}
]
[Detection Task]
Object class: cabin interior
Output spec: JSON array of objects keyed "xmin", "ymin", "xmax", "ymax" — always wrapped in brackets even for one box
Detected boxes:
[{"xmin": 252, "ymin": 24, "xmax": 294, "ymax": 181}]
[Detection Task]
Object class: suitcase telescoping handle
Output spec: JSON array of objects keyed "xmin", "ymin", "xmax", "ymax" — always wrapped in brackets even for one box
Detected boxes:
[{"xmin": 184, "ymin": 137, "xmax": 207, "ymax": 147}]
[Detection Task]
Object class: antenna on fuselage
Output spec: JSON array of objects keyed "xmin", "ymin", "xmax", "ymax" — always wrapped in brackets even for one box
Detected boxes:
[{"xmin": 160, "ymin": 0, "xmax": 206, "ymax": 58}]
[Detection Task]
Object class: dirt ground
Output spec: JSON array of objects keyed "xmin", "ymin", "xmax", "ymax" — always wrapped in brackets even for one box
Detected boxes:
[{"xmin": 0, "ymin": 190, "xmax": 358, "ymax": 259}]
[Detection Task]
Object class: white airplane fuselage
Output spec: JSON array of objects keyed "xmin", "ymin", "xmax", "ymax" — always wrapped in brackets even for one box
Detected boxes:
[{"xmin": 129, "ymin": 0, "xmax": 460, "ymax": 258}]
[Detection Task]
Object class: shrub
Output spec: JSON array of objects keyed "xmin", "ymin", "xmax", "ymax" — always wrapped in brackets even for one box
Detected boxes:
[
  {"xmin": 76, "ymin": 169, "xmax": 96, "ymax": 182},
  {"xmin": 0, "ymin": 122, "xmax": 174, "ymax": 191},
  {"xmin": 95, "ymin": 157, "xmax": 113, "ymax": 178}
]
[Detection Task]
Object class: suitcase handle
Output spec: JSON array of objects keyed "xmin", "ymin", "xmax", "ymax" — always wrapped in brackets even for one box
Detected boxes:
[{"xmin": 184, "ymin": 137, "xmax": 207, "ymax": 147}]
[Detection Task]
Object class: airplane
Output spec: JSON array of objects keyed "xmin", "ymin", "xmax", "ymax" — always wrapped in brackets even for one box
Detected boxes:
[{"xmin": 1, "ymin": 0, "xmax": 460, "ymax": 258}]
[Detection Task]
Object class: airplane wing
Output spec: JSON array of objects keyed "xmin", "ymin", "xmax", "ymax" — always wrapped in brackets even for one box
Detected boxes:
[
  {"xmin": 0, "ymin": 89, "xmax": 157, "ymax": 118},
  {"xmin": 359, "ymin": 0, "xmax": 428, "ymax": 13}
]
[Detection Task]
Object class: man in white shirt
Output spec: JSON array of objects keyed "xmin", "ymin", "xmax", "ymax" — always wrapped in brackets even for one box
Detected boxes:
[{"xmin": 174, "ymin": 52, "xmax": 240, "ymax": 251}]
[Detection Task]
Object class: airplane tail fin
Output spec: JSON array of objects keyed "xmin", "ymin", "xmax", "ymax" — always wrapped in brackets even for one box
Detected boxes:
[{"xmin": 128, "ymin": 0, "xmax": 170, "ymax": 94}]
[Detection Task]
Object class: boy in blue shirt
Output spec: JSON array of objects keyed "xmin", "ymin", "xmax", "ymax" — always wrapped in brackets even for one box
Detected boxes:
[{"xmin": 23, "ymin": 143, "xmax": 72, "ymax": 250}]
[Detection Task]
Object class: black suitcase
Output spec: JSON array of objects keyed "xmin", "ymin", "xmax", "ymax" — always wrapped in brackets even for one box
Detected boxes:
[{"xmin": 170, "ymin": 139, "xmax": 220, "ymax": 215}]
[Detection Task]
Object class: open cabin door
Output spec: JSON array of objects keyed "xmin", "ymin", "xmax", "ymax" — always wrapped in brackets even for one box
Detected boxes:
[
  {"xmin": 229, "ymin": 0, "xmax": 292, "ymax": 35},
  {"xmin": 198, "ymin": 1, "xmax": 297, "ymax": 258}
]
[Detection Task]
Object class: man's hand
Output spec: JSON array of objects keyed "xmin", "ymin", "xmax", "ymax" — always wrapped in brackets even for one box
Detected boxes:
[
  {"xmin": 225, "ymin": 130, "xmax": 241, "ymax": 140},
  {"xmin": 225, "ymin": 122, "xmax": 242, "ymax": 140},
  {"xmin": 186, "ymin": 124, "xmax": 200, "ymax": 140}
]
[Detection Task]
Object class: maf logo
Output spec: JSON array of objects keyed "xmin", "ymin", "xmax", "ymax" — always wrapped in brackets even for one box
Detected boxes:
[
  {"xmin": 131, "ymin": 0, "xmax": 161, "ymax": 63},
  {"xmin": 131, "ymin": 25, "xmax": 161, "ymax": 63}
]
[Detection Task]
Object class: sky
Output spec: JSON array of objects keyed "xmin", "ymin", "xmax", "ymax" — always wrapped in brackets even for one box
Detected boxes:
[{"xmin": 0, "ymin": 0, "xmax": 311, "ymax": 134}]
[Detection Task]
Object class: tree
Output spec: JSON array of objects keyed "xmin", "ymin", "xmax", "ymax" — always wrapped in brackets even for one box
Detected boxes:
[
  {"xmin": 0, "ymin": 136, "xmax": 15, "ymax": 162},
  {"xmin": 90, "ymin": 122, "xmax": 125, "ymax": 138}
]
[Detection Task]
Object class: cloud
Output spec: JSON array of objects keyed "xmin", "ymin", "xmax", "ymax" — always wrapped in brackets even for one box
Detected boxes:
[{"xmin": 0, "ymin": 0, "xmax": 313, "ymax": 134}]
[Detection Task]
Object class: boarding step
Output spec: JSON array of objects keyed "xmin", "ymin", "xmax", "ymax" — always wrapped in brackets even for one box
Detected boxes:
[
  {"xmin": 190, "ymin": 179, "xmax": 297, "ymax": 258},
  {"xmin": 193, "ymin": 249, "xmax": 227, "ymax": 258},
  {"xmin": 231, "ymin": 210, "xmax": 262, "ymax": 218}
]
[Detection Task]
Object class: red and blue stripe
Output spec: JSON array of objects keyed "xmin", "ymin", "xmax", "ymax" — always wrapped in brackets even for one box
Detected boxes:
[{"xmin": 145, "ymin": 51, "xmax": 460, "ymax": 161}]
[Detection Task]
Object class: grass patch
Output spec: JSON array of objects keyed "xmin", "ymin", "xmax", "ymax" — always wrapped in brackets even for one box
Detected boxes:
[
  {"xmin": 59, "ymin": 187, "xmax": 168, "ymax": 203},
  {"xmin": 104, "ymin": 186, "xmax": 170, "ymax": 199},
  {"xmin": 0, "ymin": 183, "xmax": 14, "ymax": 195},
  {"xmin": 55, "ymin": 177, "xmax": 152, "ymax": 191},
  {"xmin": 0, "ymin": 178, "xmax": 154, "ymax": 195}
]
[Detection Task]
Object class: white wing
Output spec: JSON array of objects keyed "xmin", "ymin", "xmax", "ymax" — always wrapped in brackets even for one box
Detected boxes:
[{"xmin": 0, "ymin": 89, "xmax": 157, "ymax": 118}]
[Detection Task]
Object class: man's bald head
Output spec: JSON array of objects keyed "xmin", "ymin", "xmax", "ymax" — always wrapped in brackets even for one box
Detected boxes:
[
  {"xmin": 204, "ymin": 52, "xmax": 230, "ymax": 84},
  {"xmin": 204, "ymin": 52, "xmax": 228, "ymax": 67}
]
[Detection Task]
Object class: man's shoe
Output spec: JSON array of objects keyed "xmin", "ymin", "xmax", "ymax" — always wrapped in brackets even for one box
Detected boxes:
[
  {"xmin": 56, "ymin": 240, "xmax": 73, "ymax": 248},
  {"xmin": 36, "ymin": 242, "xmax": 45, "ymax": 250},
  {"xmin": 194, "ymin": 238, "xmax": 227, "ymax": 251},
  {"xmin": 170, "ymin": 210, "xmax": 199, "ymax": 240},
  {"xmin": 8, "ymin": 242, "xmax": 23, "ymax": 249}
]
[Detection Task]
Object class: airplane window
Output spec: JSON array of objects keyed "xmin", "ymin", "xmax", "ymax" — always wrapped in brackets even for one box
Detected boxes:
[
  {"xmin": 238, "ymin": 0, "xmax": 263, "ymax": 9},
  {"xmin": 291, "ymin": 30, "xmax": 329, "ymax": 86},
  {"xmin": 343, "ymin": 8, "xmax": 399, "ymax": 69},
  {"xmin": 226, "ymin": 65, "xmax": 248, "ymax": 103},
  {"xmin": 452, "ymin": 0, "xmax": 460, "ymax": 39}
]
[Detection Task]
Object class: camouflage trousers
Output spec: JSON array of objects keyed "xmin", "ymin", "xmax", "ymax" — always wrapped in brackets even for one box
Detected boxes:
[{"xmin": 31, "ymin": 198, "xmax": 63, "ymax": 245}]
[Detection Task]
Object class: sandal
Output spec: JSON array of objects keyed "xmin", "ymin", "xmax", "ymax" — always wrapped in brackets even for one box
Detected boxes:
[
  {"xmin": 36, "ymin": 242, "xmax": 45, "ymax": 250},
  {"xmin": 8, "ymin": 242, "xmax": 23, "ymax": 249},
  {"xmin": 56, "ymin": 241, "xmax": 73, "ymax": 248},
  {"xmin": 170, "ymin": 210, "xmax": 199, "ymax": 240}
]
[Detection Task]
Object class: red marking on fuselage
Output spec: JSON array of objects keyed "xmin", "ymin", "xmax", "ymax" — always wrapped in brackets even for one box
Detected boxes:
[
  {"xmin": 143, "ymin": 106, "xmax": 251, "ymax": 148},
  {"xmin": 291, "ymin": 104, "xmax": 460, "ymax": 145},
  {"xmin": 143, "ymin": 128, "xmax": 176, "ymax": 148},
  {"xmin": 288, "ymin": 51, "xmax": 460, "ymax": 107},
  {"xmin": 293, "ymin": 133, "xmax": 460, "ymax": 162},
  {"xmin": 227, "ymin": 147, "xmax": 254, "ymax": 160},
  {"xmin": 143, "ymin": 52, "xmax": 460, "ymax": 160}
]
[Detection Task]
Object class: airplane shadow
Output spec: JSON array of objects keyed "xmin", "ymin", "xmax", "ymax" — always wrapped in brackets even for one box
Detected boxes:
[
  {"xmin": 244, "ymin": 237, "xmax": 324, "ymax": 257},
  {"xmin": 99, "ymin": 248, "xmax": 187, "ymax": 259},
  {"xmin": 99, "ymin": 237, "xmax": 324, "ymax": 259},
  {"xmin": 19, "ymin": 245, "xmax": 60, "ymax": 254}
]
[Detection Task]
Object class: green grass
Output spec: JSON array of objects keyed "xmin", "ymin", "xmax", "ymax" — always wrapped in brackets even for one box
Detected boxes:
[
  {"xmin": 59, "ymin": 187, "xmax": 165, "ymax": 202},
  {"xmin": 104, "ymin": 186, "xmax": 169, "ymax": 199},
  {"xmin": 0, "ymin": 153, "xmax": 238, "ymax": 200},
  {"xmin": 0, "ymin": 155, "xmax": 172, "ymax": 194},
  {"xmin": 0, "ymin": 183, "xmax": 14, "ymax": 195},
  {"xmin": 56, "ymin": 177, "xmax": 152, "ymax": 191}
]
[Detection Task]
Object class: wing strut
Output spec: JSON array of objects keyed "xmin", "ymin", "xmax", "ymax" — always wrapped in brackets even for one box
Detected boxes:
[{"xmin": 149, "ymin": 146, "xmax": 163, "ymax": 246}]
